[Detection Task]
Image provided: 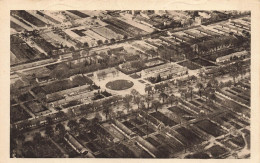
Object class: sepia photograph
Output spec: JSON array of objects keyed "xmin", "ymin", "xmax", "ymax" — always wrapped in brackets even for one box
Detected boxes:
[{"xmin": 9, "ymin": 9, "xmax": 253, "ymax": 159}]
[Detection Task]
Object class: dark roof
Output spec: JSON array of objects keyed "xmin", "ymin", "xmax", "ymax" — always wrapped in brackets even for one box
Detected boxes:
[
  {"xmin": 36, "ymin": 75, "xmax": 51, "ymax": 82},
  {"xmin": 109, "ymin": 47, "xmax": 125, "ymax": 54},
  {"xmin": 65, "ymin": 133, "xmax": 86, "ymax": 152}
]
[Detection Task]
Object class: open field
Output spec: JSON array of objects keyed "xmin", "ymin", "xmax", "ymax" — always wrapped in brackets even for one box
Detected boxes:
[
  {"xmin": 11, "ymin": 21, "xmax": 25, "ymax": 32},
  {"xmin": 191, "ymin": 58, "xmax": 217, "ymax": 67},
  {"xmin": 195, "ymin": 119, "xmax": 226, "ymax": 137},
  {"xmin": 67, "ymin": 10, "xmax": 90, "ymax": 18},
  {"xmin": 11, "ymin": 104, "xmax": 32, "ymax": 123},
  {"xmin": 178, "ymin": 60, "xmax": 201, "ymax": 70},
  {"xmin": 103, "ymin": 18, "xmax": 147, "ymax": 36},
  {"xmin": 150, "ymin": 111, "xmax": 178, "ymax": 127},
  {"xmin": 11, "ymin": 35, "xmax": 46, "ymax": 65},
  {"xmin": 32, "ymin": 36, "xmax": 58, "ymax": 54},
  {"xmin": 106, "ymin": 80, "xmax": 134, "ymax": 91},
  {"xmin": 168, "ymin": 106, "xmax": 195, "ymax": 121},
  {"xmin": 12, "ymin": 10, "xmax": 46, "ymax": 27},
  {"xmin": 91, "ymin": 26, "xmax": 122, "ymax": 40}
]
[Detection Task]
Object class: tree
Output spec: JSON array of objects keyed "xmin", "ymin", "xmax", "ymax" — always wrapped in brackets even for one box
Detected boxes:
[
  {"xmin": 17, "ymin": 133, "xmax": 25, "ymax": 142},
  {"xmin": 179, "ymin": 88, "xmax": 188, "ymax": 100},
  {"xmin": 103, "ymin": 106, "xmax": 111, "ymax": 120},
  {"xmin": 79, "ymin": 117, "xmax": 90, "ymax": 128},
  {"xmin": 140, "ymin": 100, "xmax": 146, "ymax": 109},
  {"xmin": 116, "ymin": 35, "xmax": 121, "ymax": 40},
  {"xmin": 240, "ymin": 66, "xmax": 247, "ymax": 79},
  {"xmin": 10, "ymin": 128, "xmax": 19, "ymax": 142},
  {"xmin": 92, "ymin": 101, "xmax": 99, "ymax": 111},
  {"xmin": 145, "ymin": 85, "xmax": 153, "ymax": 96},
  {"xmin": 152, "ymin": 100, "xmax": 162, "ymax": 112},
  {"xmin": 204, "ymin": 87, "xmax": 213, "ymax": 102},
  {"xmin": 37, "ymin": 92, "xmax": 46, "ymax": 104},
  {"xmin": 153, "ymin": 84, "xmax": 159, "ymax": 92},
  {"xmin": 145, "ymin": 96, "xmax": 152, "ymax": 109},
  {"xmin": 117, "ymin": 111, "xmax": 124, "ymax": 118},
  {"xmin": 98, "ymin": 71, "xmax": 107, "ymax": 80},
  {"xmin": 198, "ymin": 70, "xmax": 205, "ymax": 81},
  {"xmin": 206, "ymin": 79, "xmax": 213, "ymax": 88},
  {"xmin": 156, "ymin": 74, "xmax": 162, "ymax": 83},
  {"xmin": 55, "ymin": 123, "xmax": 66, "ymax": 136},
  {"xmin": 45, "ymin": 117, "xmax": 53, "ymax": 125},
  {"xmin": 133, "ymin": 96, "xmax": 141, "ymax": 109},
  {"xmin": 47, "ymin": 51, "xmax": 53, "ymax": 56},
  {"xmin": 208, "ymin": 77, "xmax": 219, "ymax": 89},
  {"xmin": 235, "ymin": 61, "xmax": 243, "ymax": 78},
  {"xmin": 12, "ymin": 79, "xmax": 24, "ymax": 90},
  {"xmin": 123, "ymin": 94, "xmax": 133, "ymax": 111},
  {"xmin": 50, "ymin": 65, "xmax": 70, "ymax": 80},
  {"xmin": 157, "ymin": 83, "xmax": 168, "ymax": 92},
  {"xmin": 167, "ymin": 94, "xmax": 176, "ymax": 106},
  {"xmin": 82, "ymin": 51, "xmax": 89, "ymax": 58},
  {"xmin": 131, "ymin": 89, "xmax": 140, "ymax": 108},
  {"xmin": 110, "ymin": 38, "xmax": 116, "ymax": 43},
  {"xmin": 69, "ymin": 46, "xmax": 75, "ymax": 52},
  {"xmin": 45, "ymin": 126, "xmax": 54, "ymax": 138},
  {"xmin": 56, "ymin": 110, "xmax": 66, "ymax": 119},
  {"xmin": 73, "ymin": 75, "xmax": 87, "ymax": 86},
  {"xmin": 97, "ymin": 40, "xmax": 103, "ymax": 45},
  {"xmin": 83, "ymin": 42, "xmax": 89, "ymax": 48},
  {"xmin": 93, "ymin": 112, "xmax": 102, "ymax": 123},
  {"xmin": 209, "ymin": 92, "xmax": 217, "ymax": 103},
  {"xmin": 76, "ymin": 42, "xmax": 83, "ymax": 49},
  {"xmin": 229, "ymin": 65, "xmax": 239, "ymax": 84},
  {"xmin": 131, "ymin": 89, "xmax": 139, "ymax": 102},
  {"xmin": 72, "ymin": 52, "xmax": 81, "ymax": 59},
  {"xmin": 109, "ymin": 110, "xmax": 117, "ymax": 120},
  {"xmin": 217, "ymin": 66, "xmax": 226, "ymax": 77},
  {"xmin": 196, "ymin": 82, "xmax": 204, "ymax": 99},
  {"xmin": 10, "ymin": 82, "xmax": 23, "ymax": 99},
  {"xmin": 159, "ymin": 92, "xmax": 168, "ymax": 103},
  {"xmin": 33, "ymin": 132, "xmax": 42, "ymax": 144},
  {"xmin": 67, "ymin": 120, "xmax": 79, "ymax": 133},
  {"xmin": 188, "ymin": 86, "xmax": 194, "ymax": 100}
]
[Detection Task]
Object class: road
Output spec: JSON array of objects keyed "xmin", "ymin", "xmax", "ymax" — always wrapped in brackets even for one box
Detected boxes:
[{"xmin": 12, "ymin": 15, "xmax": 249, "ymax": 74}]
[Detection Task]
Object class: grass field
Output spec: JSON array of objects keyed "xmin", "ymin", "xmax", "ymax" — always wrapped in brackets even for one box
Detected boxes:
[
  {"xmin": 195, "ymin": 119, "xmax": 226, "ymax": 137},
  {"xmin": 106, "ymin": 80, "xmax": 134, "ymax": 90},
  {"xmin": 178, "ymin": 60, "xmax": 201, "ymax": 70},
  {"xmin": 191, "ymin": 58, "xmax": 217, "ymax": 67}
]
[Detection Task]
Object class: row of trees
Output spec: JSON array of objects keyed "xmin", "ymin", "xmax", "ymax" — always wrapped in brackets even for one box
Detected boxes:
[
  {"xmin": 172, "ymin": 75, "xmax": 220, "ymax": 104},
  {"xmin": 197, "ymin": 34, "xmax": 249, "ymax": 55},
  {"xmin": 68, "ymin": 31, "xmax": 128, "ymax": 50},
  {"xmin": 195, "ymin": 78, "xmax": 219, "ymax": 103},
  {"xmin": 206, "ymin": 60, "xmax": 248, "ymax": 83},
  {"xmin": 157, "ymin": 44, "xmax": 191, "ymax": 62},
  {"xmin": 50, "ymin": 50, "xmax": 134, "ymax": 81}
]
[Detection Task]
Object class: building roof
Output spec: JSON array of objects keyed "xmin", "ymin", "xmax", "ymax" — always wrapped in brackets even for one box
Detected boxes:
[
  {"xmin": 37, "ymin": 75, "xmax": 51, "ymax": 81},
  {"xmin": 216, "ymin": 50, "xmax": 248, "ymax": 62},
  {"xmin": 143, "ymin": 63, "xmax": 186, "ymax": 75},
  {"xmin": 109, "ymin": 47, "xmax": 125, "ymax": 54},
  {"xmin": 64, "ymin": 133, "xmax": 87, "ymax": 153}
]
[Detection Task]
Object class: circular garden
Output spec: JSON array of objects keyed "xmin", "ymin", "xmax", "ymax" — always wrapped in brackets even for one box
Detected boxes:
[{"xmin": 105, "ymin": 80, "xmax": 134, "ymax": 91}]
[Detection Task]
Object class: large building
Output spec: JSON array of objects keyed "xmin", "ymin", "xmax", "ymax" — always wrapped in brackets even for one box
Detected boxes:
[{"xmin": 141, "ymin": 62, "xmax": 187, "ymax": 79}]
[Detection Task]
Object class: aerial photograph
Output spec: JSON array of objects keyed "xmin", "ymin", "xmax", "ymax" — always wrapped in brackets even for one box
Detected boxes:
[{"xmin": 10, "ymin": 10, "xmax": 250, "ymax": 158}]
